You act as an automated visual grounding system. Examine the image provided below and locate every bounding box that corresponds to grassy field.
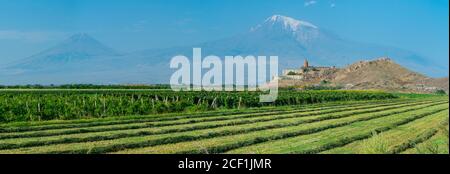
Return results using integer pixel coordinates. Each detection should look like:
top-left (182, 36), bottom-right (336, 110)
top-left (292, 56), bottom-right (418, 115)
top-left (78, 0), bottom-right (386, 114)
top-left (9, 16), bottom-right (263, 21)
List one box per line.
top-left (0, 93), bottom-right (447, 154)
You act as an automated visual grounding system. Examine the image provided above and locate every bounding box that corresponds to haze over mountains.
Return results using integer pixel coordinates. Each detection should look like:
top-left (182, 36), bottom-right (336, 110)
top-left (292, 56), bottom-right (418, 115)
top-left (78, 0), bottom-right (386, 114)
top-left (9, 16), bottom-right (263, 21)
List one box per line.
top-left (7, 33), bottom-right (120, 71)
top-left (0, 15), bottom-right (447, 85)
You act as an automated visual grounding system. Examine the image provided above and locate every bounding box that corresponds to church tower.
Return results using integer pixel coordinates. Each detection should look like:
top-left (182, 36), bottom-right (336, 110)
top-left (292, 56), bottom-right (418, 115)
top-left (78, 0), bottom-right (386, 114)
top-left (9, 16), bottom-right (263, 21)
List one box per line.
top-left (303, 59), bottom-right (309, 68)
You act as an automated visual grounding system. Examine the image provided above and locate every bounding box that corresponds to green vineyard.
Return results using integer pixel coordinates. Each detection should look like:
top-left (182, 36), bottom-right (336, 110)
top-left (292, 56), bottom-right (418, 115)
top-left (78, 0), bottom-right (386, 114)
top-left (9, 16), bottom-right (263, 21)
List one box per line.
top-left (0, 90), bottom-right (396, 122)
top-left (0, 94), bottom-right (447, 154)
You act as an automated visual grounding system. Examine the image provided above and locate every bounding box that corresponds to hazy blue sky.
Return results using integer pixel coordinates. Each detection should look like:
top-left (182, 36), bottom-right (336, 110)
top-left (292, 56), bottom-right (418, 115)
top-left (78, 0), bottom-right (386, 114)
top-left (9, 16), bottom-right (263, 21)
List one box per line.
top-left (0, 0), bottom-right (448, 67)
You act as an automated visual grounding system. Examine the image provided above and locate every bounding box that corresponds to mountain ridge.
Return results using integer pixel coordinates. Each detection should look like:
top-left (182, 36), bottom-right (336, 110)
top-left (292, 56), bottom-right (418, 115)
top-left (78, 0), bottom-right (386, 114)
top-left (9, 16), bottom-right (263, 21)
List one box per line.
top-left (4, 33), bottom-right (120, 74)
top-left (280, 57), bottom-right (449, 93)
top-left (0, 15), bottom-right (448, 86)
top-left (334, 57), bottom-right (448, 93)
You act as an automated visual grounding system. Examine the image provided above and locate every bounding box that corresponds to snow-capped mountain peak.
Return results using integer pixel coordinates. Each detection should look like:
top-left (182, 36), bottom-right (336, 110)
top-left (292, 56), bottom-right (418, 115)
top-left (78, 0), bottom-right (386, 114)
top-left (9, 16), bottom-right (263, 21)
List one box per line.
top-left (250, 15), bottom-right (321, 46)
top-left (2, 16), bottom-right (444, 85)
top-left (265, 15), bottom-right (318, 31)
top-left (250, 15), bottom-right (318, 32)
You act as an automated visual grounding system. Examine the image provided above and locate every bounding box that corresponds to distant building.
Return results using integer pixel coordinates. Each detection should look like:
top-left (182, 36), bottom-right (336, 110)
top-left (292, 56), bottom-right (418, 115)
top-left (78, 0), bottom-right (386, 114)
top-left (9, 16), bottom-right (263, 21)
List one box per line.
top-left (281, 58), bottom-right (338, 80)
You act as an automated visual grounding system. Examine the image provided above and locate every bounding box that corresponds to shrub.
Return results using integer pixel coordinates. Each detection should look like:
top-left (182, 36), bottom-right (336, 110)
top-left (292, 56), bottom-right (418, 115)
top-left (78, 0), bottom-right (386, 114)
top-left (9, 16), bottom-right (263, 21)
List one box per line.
top-left (434, 89), bottom-right (447, 95)
top-left (287, 71), bottom-right (298, 75)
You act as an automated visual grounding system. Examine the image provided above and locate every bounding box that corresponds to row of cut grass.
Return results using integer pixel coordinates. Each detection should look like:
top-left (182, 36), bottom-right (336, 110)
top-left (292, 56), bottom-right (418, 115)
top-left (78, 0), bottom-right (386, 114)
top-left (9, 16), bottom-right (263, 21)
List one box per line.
top-left (320, 110), bottom-right (449, 154)
top-left (1, 100), bottom-right (442, 154)
top-left (225, 105), bottom-right (448, 154)
top-left (0, 100), bottom-right (392, 133)
top-left (401, 121), bottom-right (449, 154)
top-left (109, 102), bottom-right (447, 154)
top-left (284, 109), bottom-right (448, 154)
top-left (0, 101), bottom-right (385, 139)
top-left (0, 99), bottom-right (425, 140)
top-left (1, 98), bottom-right (429, 132)
top-left (4, 99), bottom-right (400, 129)
top-left (0, 100), bottom-right (436, 150)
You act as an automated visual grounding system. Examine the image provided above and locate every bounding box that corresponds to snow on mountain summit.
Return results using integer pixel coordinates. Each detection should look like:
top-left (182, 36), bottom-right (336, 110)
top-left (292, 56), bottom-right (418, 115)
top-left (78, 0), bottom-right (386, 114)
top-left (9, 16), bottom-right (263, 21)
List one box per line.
top-left (250, 15), bottom-right (321, 46)
top-left (252, 15), bottom-right (318, 32)
top-left (266, 15), bottom-right (318, 30)
top-left (3, 15), bottom-right (444, 84)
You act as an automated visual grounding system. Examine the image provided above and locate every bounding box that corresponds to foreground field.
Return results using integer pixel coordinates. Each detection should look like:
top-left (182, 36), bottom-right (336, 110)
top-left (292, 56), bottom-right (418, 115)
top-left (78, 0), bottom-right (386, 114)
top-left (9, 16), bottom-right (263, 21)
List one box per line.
top-left (0, 96), bottom-right (448, 154)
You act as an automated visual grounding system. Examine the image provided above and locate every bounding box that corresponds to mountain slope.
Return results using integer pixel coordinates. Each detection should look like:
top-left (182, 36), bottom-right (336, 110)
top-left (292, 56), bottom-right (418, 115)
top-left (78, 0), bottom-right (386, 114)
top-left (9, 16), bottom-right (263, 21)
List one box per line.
top-left (6, 33), bottom-right (120, 72)
top-left (332, 57), bottom-right (448, 93)
top-left (133, 15), bottom-right (446, 77)
top-left (334, 58), bottom-right (424, 83)
top-left (0, 15), bottom-right (447, 85)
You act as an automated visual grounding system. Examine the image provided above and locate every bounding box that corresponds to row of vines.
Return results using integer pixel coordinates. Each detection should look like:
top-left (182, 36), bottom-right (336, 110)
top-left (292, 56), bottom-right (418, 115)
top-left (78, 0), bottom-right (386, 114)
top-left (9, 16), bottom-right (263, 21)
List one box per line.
top-left (0, 90), bottom-right (396, 122)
